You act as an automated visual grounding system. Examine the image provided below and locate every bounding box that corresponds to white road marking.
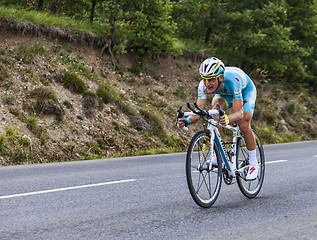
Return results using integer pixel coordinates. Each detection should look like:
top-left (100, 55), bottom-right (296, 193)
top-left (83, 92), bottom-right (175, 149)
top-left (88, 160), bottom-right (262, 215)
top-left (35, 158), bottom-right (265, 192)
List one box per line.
top-left (0, 179), bottom-right (137, 200)
top-left (266, 160), bottom-right (288, 164)
top-left (191, 160), bottom-right (288, 173)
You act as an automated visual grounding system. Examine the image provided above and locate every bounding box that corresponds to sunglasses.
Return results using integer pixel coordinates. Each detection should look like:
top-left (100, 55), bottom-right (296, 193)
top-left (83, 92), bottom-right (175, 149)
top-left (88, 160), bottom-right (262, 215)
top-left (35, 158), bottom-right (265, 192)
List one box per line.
top-left (202, 74), bottom-right (222, 83)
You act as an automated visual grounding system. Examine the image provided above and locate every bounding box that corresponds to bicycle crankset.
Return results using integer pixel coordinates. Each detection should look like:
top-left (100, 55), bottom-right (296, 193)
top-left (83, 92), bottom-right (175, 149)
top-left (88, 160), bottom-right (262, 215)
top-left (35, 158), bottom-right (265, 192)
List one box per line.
top-left (223, 166), bottom-right (233, 185)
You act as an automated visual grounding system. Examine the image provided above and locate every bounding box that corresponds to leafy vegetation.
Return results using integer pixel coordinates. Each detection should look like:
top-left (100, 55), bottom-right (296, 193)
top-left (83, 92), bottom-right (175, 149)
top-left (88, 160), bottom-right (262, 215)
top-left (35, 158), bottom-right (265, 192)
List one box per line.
top-left (140, 109), bottom-right (186, 149)
top-left (0, 125), bottom-right (41, 164)
top-left (0, 4), bottom-right (105, 34)
top-left (18, 43), bottom-right (46, 63)
top-left (97, 83), bottom-right (122, 104)
top-left (0, 1), bottom-right (316, 165)
top-left (0, 1), bottom-right (315, 88)
top-left (5, 1), bottom-right (317, 85)
top-left (61, 71), bottom-right (87, 94)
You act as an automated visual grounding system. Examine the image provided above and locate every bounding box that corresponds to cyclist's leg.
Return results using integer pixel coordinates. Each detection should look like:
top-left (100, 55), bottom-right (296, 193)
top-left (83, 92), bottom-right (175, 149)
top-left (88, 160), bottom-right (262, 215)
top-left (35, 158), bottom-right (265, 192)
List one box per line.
top-left (238, 111), bottom-right (256, 151)
top-left (239, 86), bottom-right (257, 152)
top-left (236, 129), bottom-right (265, 196)
top-left (239, 91), bottom-right (259, 180)
top-left (211, 95), bottom-right (229, 111)
top-left (238, 111), bottom-right (259, 180)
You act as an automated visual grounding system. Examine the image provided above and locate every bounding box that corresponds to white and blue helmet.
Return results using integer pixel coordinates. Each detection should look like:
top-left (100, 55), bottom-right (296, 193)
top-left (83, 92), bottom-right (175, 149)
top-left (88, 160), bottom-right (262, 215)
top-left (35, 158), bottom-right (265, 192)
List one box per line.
top-left (199, 57), bottom-right (225, 78)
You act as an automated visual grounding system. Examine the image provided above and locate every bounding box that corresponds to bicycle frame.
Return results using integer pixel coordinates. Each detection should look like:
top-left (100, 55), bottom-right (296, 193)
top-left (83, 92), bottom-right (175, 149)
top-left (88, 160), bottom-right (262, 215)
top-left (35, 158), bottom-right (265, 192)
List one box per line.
top-left (184, 111), bottom-right (244, 178)
top-left (182, 103), bottom-right (265, 207)
top-left (210, 122), bottom-right (239, 177)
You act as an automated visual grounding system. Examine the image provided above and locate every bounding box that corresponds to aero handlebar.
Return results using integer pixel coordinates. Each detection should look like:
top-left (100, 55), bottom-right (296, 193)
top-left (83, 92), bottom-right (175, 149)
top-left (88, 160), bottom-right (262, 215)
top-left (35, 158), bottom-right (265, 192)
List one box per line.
top-left (176, 102), bottom-right (226, 131)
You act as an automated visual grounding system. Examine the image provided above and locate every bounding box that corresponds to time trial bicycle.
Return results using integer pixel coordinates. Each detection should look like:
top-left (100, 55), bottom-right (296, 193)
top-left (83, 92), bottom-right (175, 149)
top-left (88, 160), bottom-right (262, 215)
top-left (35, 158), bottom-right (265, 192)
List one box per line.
top-left (176, 103), bottom-right (265, 208)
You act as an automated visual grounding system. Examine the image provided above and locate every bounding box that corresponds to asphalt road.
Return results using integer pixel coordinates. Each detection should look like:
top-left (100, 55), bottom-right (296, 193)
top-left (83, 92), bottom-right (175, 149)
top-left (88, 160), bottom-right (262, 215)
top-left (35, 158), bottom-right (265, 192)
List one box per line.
top-left (0, 141), bottom-right (316, 240)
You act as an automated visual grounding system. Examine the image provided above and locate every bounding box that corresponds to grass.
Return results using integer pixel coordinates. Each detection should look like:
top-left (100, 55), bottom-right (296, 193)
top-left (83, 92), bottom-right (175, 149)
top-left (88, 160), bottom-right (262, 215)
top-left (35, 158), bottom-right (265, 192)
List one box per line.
top-left (173, 86), bottom-right (186, 99)
top-left (69, 62), bottom-right (98, 81)
top-left (26, 87), bottom-right (64, 121)
top-left (117, 101), bottom-right (137, 116)
top-left (0, 64), bottom-right (10, 83)
top-left (2, 92), bottom-right (14, 105)
top-left (0, 125), bottom-right (40, 164)
top-left (97, 83), bottom-right (123, 104)
top-left (140, 109), bottom-right (186, 149)
top-left (255, 123), bottom-right (301, 144)
top-left (83, 90), bottom-right (96, 97)
top-left (0, 5), bottom-right (107, 36)
top-left (61, 71), bottom-right (87, 93)
top-left (0, 57), bottom-right (10, 64)
top-left (50, 45), bottom-right (99, 82)
top-left (18, 44), bottom-right (46, 63)
top-left (29, 87), bottom-right (57, 101)
top-left (85, 141), bottom-right (103, 156)
top-left (23, 114), bottom-right (48, 145)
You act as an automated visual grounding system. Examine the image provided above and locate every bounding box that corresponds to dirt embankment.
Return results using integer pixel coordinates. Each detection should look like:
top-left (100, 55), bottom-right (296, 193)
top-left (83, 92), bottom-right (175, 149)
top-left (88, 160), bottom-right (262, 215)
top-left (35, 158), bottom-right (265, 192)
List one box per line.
top-left (0, 18), bottom-right (316, 165)
top-left (0, 20), bottom-right (209, 165)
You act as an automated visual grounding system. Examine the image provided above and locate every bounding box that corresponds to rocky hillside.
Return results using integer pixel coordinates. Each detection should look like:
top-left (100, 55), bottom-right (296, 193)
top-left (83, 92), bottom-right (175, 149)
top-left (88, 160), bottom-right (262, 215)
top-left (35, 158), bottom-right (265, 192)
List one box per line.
top-left (0, 21), bottom-right (316, 165)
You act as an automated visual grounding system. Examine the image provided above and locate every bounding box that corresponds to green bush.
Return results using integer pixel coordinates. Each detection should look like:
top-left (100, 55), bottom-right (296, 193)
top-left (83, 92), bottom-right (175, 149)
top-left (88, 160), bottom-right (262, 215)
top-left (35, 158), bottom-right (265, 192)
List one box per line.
top-left (20, 114), bottom-right (48, 145)
top-left (29, 87), bottom-right (57, 101)
top-left (0, 125), bottom-right (38, 164)
top-left (26, 87), bottom-right (63, 121)
top-left (62, 71), bottom-right (87, 93)
top-left (83, 90), bottom-right (97, 97)
top-left (97, 83), bottom-right (122, 104)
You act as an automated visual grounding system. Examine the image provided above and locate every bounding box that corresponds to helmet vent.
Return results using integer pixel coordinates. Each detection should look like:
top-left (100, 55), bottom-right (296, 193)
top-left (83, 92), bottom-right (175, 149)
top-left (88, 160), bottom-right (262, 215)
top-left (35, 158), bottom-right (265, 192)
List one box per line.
top-left (208, 63), bottom-right (217, 73)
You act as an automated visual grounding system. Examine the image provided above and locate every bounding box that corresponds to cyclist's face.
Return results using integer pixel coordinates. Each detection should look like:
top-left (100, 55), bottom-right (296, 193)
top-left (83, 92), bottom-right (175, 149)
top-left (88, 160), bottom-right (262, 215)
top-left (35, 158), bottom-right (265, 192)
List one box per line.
top-left (203, 75), bottom-right (223, 93)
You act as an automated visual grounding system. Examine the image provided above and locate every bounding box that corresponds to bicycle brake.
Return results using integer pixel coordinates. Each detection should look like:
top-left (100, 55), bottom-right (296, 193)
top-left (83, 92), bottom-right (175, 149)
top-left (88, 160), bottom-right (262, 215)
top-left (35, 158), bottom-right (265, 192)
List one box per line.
top-left (175, 106), bottom-right (184, 125)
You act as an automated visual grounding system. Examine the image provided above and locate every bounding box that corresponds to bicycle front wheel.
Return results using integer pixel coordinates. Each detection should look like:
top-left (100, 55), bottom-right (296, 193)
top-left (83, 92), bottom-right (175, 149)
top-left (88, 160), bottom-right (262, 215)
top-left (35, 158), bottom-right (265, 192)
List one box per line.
top-left (186, 131), bottom-right (222, 208)
top-left (236, 130), bottom-right (265, 198)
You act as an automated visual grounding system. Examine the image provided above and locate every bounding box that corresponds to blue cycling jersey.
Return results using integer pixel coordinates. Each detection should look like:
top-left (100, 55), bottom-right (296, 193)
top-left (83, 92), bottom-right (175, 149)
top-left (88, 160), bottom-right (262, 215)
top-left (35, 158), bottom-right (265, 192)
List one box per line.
top-left (198, 67), bottom-right (257, 114)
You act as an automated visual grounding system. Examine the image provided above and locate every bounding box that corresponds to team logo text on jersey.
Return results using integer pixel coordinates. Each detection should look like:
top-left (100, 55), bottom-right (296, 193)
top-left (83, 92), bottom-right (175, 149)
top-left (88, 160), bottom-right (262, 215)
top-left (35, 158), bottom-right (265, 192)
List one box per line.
top-left (234, 88), bottom-right (241, 95)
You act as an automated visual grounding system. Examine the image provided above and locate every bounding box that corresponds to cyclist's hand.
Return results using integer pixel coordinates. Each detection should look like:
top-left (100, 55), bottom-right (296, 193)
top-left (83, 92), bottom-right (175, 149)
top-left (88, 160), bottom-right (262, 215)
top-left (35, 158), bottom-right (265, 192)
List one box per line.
top-left (177, 118), bottom-right (190, 128)
top-left (220, 114), bottom-right (229, 125)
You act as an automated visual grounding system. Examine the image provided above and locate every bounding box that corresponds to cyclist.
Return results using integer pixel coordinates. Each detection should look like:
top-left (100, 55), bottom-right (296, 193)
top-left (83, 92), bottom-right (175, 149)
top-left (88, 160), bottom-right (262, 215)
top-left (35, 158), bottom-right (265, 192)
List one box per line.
top-left (178, 57), bottom-right (258, 180)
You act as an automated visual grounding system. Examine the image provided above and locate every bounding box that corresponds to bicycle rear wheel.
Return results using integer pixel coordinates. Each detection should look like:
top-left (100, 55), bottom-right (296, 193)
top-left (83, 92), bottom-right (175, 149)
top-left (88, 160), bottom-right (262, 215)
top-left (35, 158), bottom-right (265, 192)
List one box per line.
top-left (236, 130), bottom-right (265, 198)
top-left (186, 131), bottom-right (222, 208)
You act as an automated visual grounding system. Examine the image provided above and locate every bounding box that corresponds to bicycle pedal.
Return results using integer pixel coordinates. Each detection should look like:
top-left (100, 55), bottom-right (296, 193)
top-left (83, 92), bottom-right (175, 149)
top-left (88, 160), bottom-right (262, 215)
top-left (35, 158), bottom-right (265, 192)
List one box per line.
top-left (235, 166), bottom-right (248, 178)
top-left (235, 170), bottom-right (244, 178)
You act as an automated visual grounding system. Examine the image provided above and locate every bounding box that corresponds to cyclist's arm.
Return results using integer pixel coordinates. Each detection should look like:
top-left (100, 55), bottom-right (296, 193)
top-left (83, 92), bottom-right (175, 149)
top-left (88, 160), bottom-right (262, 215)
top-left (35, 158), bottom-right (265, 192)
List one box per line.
top-left (220, 75), bottom-right (244, 125)
top-left (177, 98), bottom-right (206, 128)
top-left (223, 99), bottom-right (243, 125)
